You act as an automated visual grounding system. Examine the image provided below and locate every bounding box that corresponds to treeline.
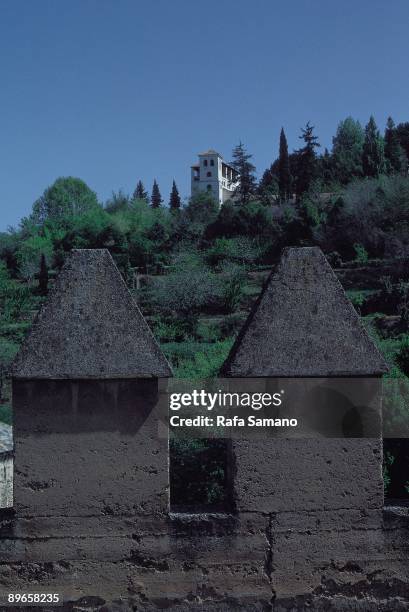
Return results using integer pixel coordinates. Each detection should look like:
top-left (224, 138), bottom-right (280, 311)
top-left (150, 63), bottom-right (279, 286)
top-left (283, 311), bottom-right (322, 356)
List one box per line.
top-left (248, 116), bottom-right (408, 205)
top-left (2, 116), bottom-right (409, 497)
top-left (1, 114), bottom-right (409, 287)
top-left (1, 116), bottom-right (409, 422)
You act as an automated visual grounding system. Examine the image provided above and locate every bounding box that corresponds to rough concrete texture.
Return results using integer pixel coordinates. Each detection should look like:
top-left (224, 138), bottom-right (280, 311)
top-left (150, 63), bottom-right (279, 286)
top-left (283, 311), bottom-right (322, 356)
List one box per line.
top-left (222, 247), bottom-right (388, 376)
top-left (11, 249), bottom-right (172, 379)
top-left (0, 508), bottom-right (408, 610)
top-left (13, 379), bottom-right (168, 518)
top-left (233, 438), bottom-right (383, 513)
top-left (1, 246), bottom-right (408, 610)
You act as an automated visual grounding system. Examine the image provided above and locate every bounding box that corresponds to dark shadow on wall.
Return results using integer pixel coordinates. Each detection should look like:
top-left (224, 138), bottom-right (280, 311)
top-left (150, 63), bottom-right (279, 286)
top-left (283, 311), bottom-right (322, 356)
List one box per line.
top-left (13, 378), bottom-right (159, 435)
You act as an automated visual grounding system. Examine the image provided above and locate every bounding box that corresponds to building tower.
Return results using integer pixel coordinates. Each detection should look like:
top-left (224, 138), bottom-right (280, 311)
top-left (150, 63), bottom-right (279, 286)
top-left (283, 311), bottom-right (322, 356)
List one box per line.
top-left (191, 149), bottom-right (239, 206)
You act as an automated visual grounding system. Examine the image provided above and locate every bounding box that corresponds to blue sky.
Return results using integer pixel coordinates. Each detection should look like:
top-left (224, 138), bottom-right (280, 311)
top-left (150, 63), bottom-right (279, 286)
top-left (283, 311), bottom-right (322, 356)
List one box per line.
top-left (1, 0), bottom-right (409, 230)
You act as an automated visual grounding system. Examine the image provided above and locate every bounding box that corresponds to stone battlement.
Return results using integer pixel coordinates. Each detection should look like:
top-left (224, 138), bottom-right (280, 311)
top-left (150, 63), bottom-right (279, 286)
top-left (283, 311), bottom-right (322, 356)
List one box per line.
top-left (0, 248), bottom-right (408, 611)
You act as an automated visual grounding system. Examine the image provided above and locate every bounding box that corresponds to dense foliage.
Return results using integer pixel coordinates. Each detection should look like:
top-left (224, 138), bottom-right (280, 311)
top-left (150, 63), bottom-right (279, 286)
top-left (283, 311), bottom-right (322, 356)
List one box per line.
top-left (1, 115), bottom-right (409, 504)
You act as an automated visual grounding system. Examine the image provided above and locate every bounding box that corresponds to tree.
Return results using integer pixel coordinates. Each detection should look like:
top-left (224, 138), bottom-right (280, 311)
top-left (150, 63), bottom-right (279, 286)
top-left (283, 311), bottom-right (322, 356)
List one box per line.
top-left (257, 165), bottom-right (278, 204)
top-left (332, 117), bottom-right (364, 183)
top-left (17, 234), bottom-right (54, 281)
top-left (133, 180), bottom-right (149, 203)
top-left (362, 116), bottom-right (386, 178)
top-left (278, 128), bottom-right (292, 201)
top-left (385, 117), bottom-right (407, 174)
top-left (231, 142), bottom-right (257, 205)
top-left (38, 253), bottom-right (49, 296)
top-left (184, 192), bottom-right (219, 225)
top-left (395, 122), bottom-right (409, 164)
top-left (32, 177), bottom-right (99, 224)
top-left (169, 180), bottom-right (181, 212)
top-left (318, 148), bottom-right (336, 187)
top-left (105, 190), bottom-right (130, 213)
top-left (294, 122), bottom-right (320, 198)
top-left (151, 180), bottom-right (163, 209)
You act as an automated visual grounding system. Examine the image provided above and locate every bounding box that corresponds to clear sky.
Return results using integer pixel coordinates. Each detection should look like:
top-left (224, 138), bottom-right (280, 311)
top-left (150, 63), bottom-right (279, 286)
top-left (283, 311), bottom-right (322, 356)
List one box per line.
top-left (1, 0), bottom-right (409, 230)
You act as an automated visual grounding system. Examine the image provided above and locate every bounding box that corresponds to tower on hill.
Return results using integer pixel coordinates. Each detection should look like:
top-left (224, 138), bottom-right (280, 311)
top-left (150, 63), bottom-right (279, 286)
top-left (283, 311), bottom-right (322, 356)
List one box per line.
top-left (191, 149), bottom-right (239, 206)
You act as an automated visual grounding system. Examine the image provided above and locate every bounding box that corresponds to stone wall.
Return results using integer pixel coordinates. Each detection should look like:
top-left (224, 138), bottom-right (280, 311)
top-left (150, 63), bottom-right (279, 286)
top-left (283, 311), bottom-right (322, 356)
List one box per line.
top-left (1, 503), bottom-right (408, 610)
top-left (0, 248), bottom-right (408, 611)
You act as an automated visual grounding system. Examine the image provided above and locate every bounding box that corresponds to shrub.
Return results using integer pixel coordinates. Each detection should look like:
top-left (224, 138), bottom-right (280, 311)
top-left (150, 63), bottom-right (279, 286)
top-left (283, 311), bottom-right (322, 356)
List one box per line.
top-left (17, 234), bottom-right (54, 281)
top-left (0, 262), bottom-right (33, 323)
top-left (170, 438), bottom-right (230, 509)
top-left (205, 237), bottom-right (263, 269)
top-left (348, 290), bottom-right (366, 310)
top-left (183, 192), bottom-right (219, 225)
top-left (162, 338), bottom-right (233, 378)
top-left (335, 175), bottom-right (409, 259)
top-left (148, 252), bottom-right (223, 322)
top-left (205, 201), bottom-right (274, 239)
top-left (196, 320), bottom-right (221, 343)
top-left (353, 243), bottom-right (369, 264)
top-left (152, 317), bottom-right (194, 343)
top-left (220, 263), bottom-right (246, 313)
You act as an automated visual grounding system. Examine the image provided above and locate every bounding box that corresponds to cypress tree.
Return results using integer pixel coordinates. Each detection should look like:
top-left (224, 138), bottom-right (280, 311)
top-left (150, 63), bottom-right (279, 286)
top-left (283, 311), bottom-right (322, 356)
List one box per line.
top-left (384, 116), bottom-right (406, 174)
top-left (133, 180), bottom-right (149, 202)
top-left (278, 128), bottom-right (291, 202)
top-left (38, 254), bottom-right (49, 296)
top-left (231, 142), bottom-right (257, 205)
top-left (294, 122), bottom-right (320, 199)
top-left (151, 180), bottom-right (163, 209)
top-left (169, 180), bottom-right (181, 211)
top-left (362, 116), bottom-right (386, 178)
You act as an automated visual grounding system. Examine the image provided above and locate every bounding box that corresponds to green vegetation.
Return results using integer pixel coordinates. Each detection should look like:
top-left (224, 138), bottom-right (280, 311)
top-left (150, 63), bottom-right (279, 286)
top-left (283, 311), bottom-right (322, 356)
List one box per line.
top-left (170, 438), bottom-right (230, 510)
top-left (1, 116), bottom-right (409, 503)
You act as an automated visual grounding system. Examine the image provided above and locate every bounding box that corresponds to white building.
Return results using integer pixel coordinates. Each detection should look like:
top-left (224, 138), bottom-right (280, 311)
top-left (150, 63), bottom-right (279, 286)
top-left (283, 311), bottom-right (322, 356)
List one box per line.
top-left (191, 149), bottom-right (239, 206)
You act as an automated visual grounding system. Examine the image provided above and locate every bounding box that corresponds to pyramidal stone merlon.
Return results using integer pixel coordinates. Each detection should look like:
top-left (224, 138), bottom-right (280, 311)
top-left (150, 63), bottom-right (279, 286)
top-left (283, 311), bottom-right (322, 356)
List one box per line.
top-left (222, 247), bottom-right (388, 377)
top-left (12, 249), bottom-right (172, 379)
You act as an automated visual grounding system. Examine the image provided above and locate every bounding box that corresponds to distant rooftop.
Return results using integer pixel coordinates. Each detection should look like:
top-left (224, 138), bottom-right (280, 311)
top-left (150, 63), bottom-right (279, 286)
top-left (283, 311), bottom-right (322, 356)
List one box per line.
top-left (198, 149), bottom-right (221, 156)
top-left (194, 149), bottom-right (237, 171)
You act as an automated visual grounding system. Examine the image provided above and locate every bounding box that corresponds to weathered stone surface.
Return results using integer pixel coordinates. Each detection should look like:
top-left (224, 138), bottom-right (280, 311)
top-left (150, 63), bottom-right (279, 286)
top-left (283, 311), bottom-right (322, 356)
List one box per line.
top-left (233, 438), bottom-right (383, 513)
top-left (1, 246), bottom-right (407, 610)
top-left (0, 511), bottom-right (274, 608)
top-left (12, 249), bottom-right (172, 379)
top-left (13, 379), bottom-right (168, 518)
top-left (0, 510), bottom-right (408, 609)
top-left (222, 247), bottom-right (388, 377)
